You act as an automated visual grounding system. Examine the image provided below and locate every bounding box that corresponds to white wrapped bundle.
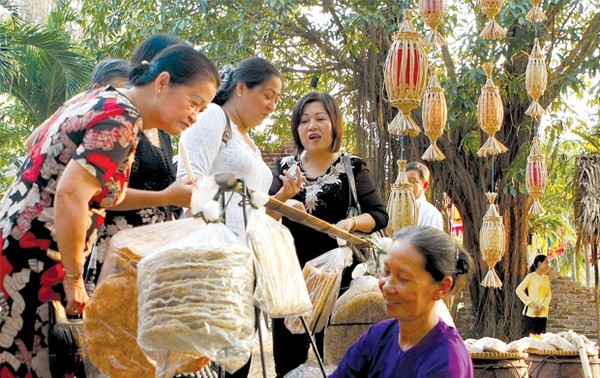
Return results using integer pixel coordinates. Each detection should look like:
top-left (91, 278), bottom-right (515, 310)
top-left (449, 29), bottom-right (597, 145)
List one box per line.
top-left (137, 222), bottom-right (255, 374)
top-left (285, 246), bottom-right (353, 334)
top-left (246, 207), bottom-right (312, 317)
top-left (541, 333), bottom-right (578, 351)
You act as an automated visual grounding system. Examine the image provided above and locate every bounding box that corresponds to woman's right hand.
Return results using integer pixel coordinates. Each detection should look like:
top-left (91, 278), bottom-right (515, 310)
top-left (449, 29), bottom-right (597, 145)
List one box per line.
top-left (161, 178), bottom-right (195, 208)
top-left (275, 166), bottom-right (305, 202)
top-left (63, 277), bottom-right (89, 315)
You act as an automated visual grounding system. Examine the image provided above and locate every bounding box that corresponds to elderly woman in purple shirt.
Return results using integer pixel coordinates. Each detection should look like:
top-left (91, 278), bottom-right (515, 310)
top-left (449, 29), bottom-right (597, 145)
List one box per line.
top-left (330, 226), bottom-right (474, 377)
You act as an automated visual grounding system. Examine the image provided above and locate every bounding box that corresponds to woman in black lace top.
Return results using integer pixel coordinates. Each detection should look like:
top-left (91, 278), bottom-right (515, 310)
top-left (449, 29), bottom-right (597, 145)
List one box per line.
top-left (269, 92), bottom-right (388, 377)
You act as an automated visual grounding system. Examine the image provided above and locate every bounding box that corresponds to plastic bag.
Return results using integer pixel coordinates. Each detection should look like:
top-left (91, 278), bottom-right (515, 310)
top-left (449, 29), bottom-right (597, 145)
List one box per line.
top-left (285, 246), bottom-right (353, 334)
top-left (137, 222), bottom-right (255, 374)
top-left (82, 217), bottom-right (207, 378)
top-left (246, 207), bottom-right (312, 317)
top-left (283, 361), bottom-right (337, 378)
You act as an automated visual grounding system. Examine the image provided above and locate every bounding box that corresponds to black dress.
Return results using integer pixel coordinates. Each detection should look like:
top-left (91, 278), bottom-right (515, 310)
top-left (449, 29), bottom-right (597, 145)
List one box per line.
top-left (85, 130), bottom-right (177, 292)
top-left (269, 154), bottom-right (388, 377)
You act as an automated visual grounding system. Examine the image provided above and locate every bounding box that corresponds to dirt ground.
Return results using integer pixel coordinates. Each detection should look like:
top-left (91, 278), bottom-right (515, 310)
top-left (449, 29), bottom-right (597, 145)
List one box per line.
top-left (248, 332), bottom-right (276, 378)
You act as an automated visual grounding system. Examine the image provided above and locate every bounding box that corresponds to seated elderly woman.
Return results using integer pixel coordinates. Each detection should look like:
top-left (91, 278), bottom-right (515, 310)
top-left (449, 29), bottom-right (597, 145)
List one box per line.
top-left (330, 226), bottom-right (474, 377)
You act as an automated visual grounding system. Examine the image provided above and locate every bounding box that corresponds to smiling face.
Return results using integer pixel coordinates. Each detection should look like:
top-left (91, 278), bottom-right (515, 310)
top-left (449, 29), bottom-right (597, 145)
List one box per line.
top-left (378, 238), bottom-right (441, 322)
top-left (237, 74), bottom-right (282, 129)
top-left (297, 101), bottom-right (334, 154)
top-left (536, 258), bottom-right (549, 274)
top-left (156, 74), bottom-right (218, 136)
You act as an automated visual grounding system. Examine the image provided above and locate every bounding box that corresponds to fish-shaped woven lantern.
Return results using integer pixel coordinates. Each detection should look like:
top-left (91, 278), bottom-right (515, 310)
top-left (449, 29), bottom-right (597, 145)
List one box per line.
top-left (386, 160), bottom-right (418, 235)
top-left (384, 10), bottom-right (429, 137)
top-left (480, 192), bottom-right (506, 288)
top-left (420, 0), bottom-right (447, 47)
top-left (477, 62), bottom-right (508, 157)
top-left (525, 38), bottom-right (548, 118)
top-left (479, 0), bottom-right (506, 40)
top-left (526, 137), bottom-right (547, 215)
top-left (421, 71), bottom-right (447, 161)
top-left (526, 0), bottom-right (547, 23)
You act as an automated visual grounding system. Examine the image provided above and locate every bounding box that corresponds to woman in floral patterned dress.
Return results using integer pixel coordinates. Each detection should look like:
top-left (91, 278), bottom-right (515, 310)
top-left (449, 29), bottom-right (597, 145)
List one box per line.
top-left (0, 43), bottom-right (220, 377)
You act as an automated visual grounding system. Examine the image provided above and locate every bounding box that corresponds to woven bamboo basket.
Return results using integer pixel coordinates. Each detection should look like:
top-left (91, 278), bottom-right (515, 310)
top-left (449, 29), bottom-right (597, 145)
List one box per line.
top-left (421, 71), bottom-right (447, 161)
top-left (384, 10), bottom-right (429, 137)
top-left (420, 0), bottom-right (447, 47)
top-left (480, 192), bottom-right (506, 288)
top-left (477, 62), bottom-right (508, 157)
top-left (526, 137), bottom-right (547, 215)
top-left (386, 160), bottom-right (419, 235)
top-left (525, 38), bottom-right (548, 118)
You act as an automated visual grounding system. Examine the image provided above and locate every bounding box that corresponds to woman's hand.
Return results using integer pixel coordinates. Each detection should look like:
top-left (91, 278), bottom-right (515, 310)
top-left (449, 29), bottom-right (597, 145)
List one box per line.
top-left (531, 302), bottom-right (543, 315)
top-left (275, 166), bottom-right (305, 202)
top-left (160, 178), bottom-right (194, 208)
top-left (63, 277), bottom-right (89, 315)
top-left (335, 217), bottom-right (357, 233)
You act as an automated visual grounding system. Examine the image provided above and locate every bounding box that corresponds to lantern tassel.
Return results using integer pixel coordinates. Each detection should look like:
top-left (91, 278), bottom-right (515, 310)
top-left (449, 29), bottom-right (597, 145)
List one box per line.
top-left (388, 112), bottom-right (421, 137)
top-left (480, 19), bottom-right (507, 40)
top-left (481, 268), bottom-right (503, 289)
top-left (529, 199), bottom-right (546, 215)
top-left (477, 136), bottom-right (508, 157)
top-left (526, 6), bottom-right (547, 23)
top-left (525, 100), bottom-right (545, 118)
top-left (422, 143), bottom-right (445, 161)
top-left (423, 30), bottom-right (447, 48)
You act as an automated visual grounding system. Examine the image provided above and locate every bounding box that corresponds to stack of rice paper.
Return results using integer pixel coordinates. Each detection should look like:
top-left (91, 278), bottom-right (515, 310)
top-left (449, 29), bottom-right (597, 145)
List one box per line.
top-left (137, 222), bottom-right (255, 374)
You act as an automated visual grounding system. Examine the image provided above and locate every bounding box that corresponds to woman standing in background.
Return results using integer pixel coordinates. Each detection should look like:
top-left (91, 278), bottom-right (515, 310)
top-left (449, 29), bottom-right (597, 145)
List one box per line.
top-left (516, 254), bottom-right (552, 337)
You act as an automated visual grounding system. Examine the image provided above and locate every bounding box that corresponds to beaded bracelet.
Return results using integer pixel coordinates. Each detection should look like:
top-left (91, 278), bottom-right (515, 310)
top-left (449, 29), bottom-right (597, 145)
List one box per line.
top-left (64, 272), bottom-right (82, 280)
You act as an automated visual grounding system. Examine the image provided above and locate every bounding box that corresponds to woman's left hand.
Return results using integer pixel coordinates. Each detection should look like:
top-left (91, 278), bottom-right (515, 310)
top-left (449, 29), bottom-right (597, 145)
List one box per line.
top-left (63, 277), bottom-right (89, 315)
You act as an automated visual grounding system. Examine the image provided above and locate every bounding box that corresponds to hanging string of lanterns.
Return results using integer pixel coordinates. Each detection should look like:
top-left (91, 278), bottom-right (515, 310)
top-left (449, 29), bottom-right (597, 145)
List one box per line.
top-left (384, 9), bottom-right (429, 137)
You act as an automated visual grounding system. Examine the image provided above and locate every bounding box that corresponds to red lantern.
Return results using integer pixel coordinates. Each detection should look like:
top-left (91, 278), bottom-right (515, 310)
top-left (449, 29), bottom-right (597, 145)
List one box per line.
top-left (384, 10), bottom-right (429, 136)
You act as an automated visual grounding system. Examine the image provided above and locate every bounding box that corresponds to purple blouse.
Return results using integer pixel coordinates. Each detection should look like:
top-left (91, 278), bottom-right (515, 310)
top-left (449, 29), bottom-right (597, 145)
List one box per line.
top-left (330, 318), bottom-right (473, 377)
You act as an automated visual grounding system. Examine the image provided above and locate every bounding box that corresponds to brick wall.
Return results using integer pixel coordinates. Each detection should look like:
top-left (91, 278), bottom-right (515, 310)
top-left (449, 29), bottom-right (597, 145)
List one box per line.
top-left (261, 142), bottom-right (296, 170)
top-left (455, 268), bottom-right (598, 341)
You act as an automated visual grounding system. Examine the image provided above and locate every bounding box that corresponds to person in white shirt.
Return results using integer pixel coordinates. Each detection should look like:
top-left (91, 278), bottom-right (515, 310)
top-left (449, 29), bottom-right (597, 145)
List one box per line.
top-left (406, 161), bottom-right (445, 230)
top-left (406, 161), bottom-right (455, 326)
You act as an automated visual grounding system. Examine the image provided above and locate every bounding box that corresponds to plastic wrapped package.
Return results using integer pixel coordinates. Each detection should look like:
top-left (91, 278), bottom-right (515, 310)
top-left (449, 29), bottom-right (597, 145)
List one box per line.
top-left (137, 222), bottom-right (255, 374)
top-left (246, 207), bottom-right (312, 317)
top-left (542, 332), bottom-right (578, 351)
top-left (283, 362), bottom-right (337, 378)
top-left (324, 276), bottom-right (386, 365)
top-left (285, 246), bottom-right (353, 334)
top-left (82, 217), bottom-right (207, 378)
top-left (507, 336), bottom-right (556, 353)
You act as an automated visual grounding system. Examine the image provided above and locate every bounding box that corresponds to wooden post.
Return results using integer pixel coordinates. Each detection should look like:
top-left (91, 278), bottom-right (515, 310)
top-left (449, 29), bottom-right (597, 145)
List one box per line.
top-left (594, 234), bottom-right (599, 341)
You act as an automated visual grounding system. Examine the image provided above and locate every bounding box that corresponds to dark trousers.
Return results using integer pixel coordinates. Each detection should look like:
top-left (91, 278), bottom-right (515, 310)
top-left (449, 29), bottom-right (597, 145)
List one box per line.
top-left (522, 315), bottom-right (547, 337)
top-left (272, 318), bottom-right (324, 378)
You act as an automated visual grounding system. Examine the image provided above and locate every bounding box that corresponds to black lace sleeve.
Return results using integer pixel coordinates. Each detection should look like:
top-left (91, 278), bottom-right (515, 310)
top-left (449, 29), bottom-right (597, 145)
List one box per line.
top-left (353, 156), bottom-right (389, 231)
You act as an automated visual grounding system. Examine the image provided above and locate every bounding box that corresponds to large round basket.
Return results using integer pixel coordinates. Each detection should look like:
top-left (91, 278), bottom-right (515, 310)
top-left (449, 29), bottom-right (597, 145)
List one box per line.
top-left (471, 352), bottom-right (529, 378)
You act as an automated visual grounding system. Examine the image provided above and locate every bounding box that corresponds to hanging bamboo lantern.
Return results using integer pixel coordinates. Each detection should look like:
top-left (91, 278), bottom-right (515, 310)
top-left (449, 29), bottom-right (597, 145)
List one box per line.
top-left (525, 38), bottom-right (548, 118)
top-left (384, 10), bottom-right (429, 137)
top-left (477, 62), bottom-right (508, 157)
top-left (526, 0), bottom-right (547, 23)
top-left (526, 137), bottom-right (547, 215)
top-left (420, 0), bottom-right (447, 47)
top-left (480, 192), bottom-right (506, 289)
top-left (479, 0), bottom-right (506, 40)
top-left (386, 160), bottom-right (419, 235)
top-left (421, 71), bottom-right (447, 161)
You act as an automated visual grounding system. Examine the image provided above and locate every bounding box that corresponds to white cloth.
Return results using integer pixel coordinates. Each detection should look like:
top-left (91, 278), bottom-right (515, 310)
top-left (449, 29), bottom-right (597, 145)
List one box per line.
top-left (416, 194), bottom-right (444, 230)
top-left (415, 194), bottom-right (454, 327)
top-left (177, 103), bottom-right (272, 236)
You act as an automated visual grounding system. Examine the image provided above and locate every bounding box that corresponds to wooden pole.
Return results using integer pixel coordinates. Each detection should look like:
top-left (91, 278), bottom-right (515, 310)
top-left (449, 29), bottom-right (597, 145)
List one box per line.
top-left (593, 234), bottom-right (599, 342)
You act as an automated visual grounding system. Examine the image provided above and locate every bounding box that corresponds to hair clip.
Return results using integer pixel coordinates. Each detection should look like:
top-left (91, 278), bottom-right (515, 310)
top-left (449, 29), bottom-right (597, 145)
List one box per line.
top-left (141, 60), bottom-right (149, 65)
